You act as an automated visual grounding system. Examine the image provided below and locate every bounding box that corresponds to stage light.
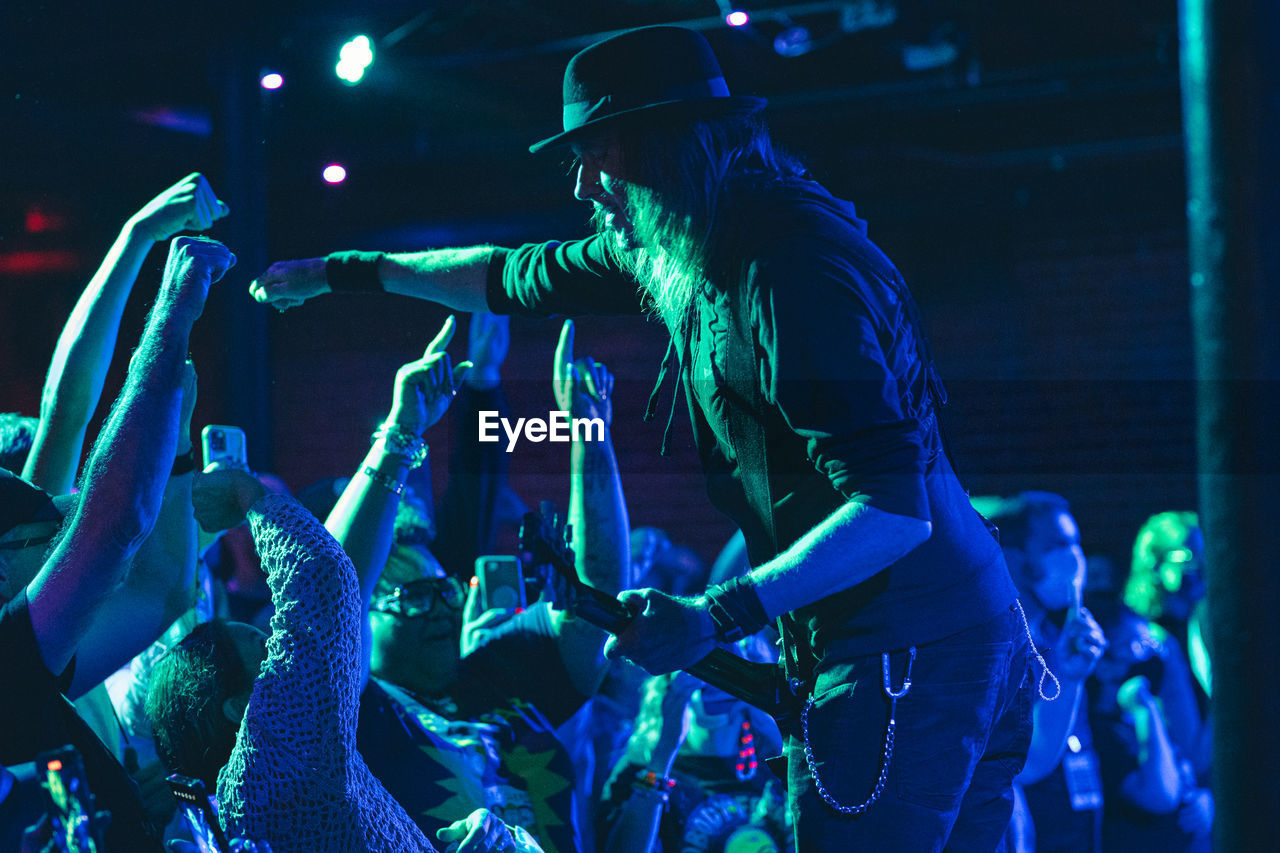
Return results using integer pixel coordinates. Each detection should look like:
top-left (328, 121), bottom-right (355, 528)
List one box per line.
top-left (323, 164), bottom-right (347, 184)
top-left (336, 35), bottom-right (374, 84)
top-left (726, 10), bottom-right (750, 27)
top-left (260, 72), bottom-right (284, 90)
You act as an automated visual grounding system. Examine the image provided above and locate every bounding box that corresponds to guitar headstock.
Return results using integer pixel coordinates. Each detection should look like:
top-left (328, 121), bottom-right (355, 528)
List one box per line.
top-left (518, 500), bottom-right (579, 609)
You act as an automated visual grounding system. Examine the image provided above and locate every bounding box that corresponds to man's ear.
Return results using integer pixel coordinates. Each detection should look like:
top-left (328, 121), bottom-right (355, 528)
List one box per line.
top-left (221, 692), bottom-right (250, 724)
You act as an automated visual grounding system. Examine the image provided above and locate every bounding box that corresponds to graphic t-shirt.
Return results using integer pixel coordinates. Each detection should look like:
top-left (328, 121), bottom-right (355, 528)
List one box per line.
top-left (359, 627), bottom-right (588, 853)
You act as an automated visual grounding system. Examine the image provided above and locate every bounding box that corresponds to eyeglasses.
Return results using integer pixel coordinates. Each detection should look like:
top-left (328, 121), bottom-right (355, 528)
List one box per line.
top-left (0, 531), bottom-right (57, 551)
top-left (370, 576), bottom-right (466, 618)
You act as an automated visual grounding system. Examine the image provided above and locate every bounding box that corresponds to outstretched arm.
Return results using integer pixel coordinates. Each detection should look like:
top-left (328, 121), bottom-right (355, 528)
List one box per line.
top-left (432, 312), bottom-right (514, 576)
top-left (552, 320), bottom-right (629, 695)
top-left (24, 174), bottom-right (228, 495)
top-left (250, 247), bottom-right (495, 313)
top-left (321, 317), bottom-right (470, 681)
top-left (66, 360), bottom-right (202, 698)
top-left (25, 236), bottom-right (235, 677)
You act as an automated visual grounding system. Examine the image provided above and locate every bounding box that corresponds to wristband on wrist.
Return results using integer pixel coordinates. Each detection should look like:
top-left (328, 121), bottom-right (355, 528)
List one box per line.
top-left (372, 423), bottom-right (428, 469)
top-left (361, 465), bottom-right (405, 496)
top-left (171, 448), bottom-right (197, 477)
top-left (325, 251), bottom-right (386, 294)
top-left (634, 769), bottom-right (676, 791)
top-left (705, 575), bottom-right (769, 643)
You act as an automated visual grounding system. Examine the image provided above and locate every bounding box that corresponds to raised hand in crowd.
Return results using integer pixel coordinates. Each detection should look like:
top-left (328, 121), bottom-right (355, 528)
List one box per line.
top-left (168, 839), bottom-right (275, 853)
top-left (1115, 675), bottom-right (1184, 813)
top-left (192, 467), bottom-right (269, 535)
top-left (553, 318), bottom-right (613, 427)
top-left (601, 671), bottom-right (700, 853)
top-left (386, 316), bottom-right (472, 438)
top-left (631, 672), bottom-right (700, 779)
top-left (29, 236), bottom-right (234, 678)
top-left (23, 173), bottom-right (228, 496)
top-left (436, 808), bottom-right (544, 853)
top-left (127, 172), bottom-right (230, 244)
top-left (465, 312), bottom-right (510, 390)
top-left (1054, 605), bottom-right (1108, 682)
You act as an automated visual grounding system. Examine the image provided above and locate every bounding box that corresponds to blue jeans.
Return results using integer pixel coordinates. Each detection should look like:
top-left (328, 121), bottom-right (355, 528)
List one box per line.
top-left (786, 605), bottom-right (1033, 852)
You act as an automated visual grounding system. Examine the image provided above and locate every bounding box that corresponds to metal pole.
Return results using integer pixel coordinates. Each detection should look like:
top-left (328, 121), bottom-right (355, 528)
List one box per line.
top-left (1179, 0), bottom-right (1280, 848)
top-left (210, 38), bottom-right (272, 471)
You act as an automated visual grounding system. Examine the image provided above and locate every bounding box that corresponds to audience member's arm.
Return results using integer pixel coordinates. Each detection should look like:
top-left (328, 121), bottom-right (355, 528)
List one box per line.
top-left (23, 174), bottom-right (228, 495)
top-left (323, 317), bottom-right (470, 681)
top-left (551, 320), bottom-right (629, 696)
top-left (66, 360), bottom-right (202, 698)
top-left (1017, 607), bottom-right (1107, 784)
top-left (602, 673), bottom-right (697, 853)
top-left (25, 237), bottom-right (234, 676)
top-left (1117, 675), bottom-right (1183, 813)
top-left (432, 312), bottom-right (513, 575)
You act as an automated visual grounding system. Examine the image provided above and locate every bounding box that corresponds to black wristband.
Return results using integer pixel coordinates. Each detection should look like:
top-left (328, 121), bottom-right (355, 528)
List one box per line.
top-left (325, 250), bottom-right (386, 294)
top-left (171, 448), bottom-right (197, 476)
top-left (706, 576), bottom-right (769, 643)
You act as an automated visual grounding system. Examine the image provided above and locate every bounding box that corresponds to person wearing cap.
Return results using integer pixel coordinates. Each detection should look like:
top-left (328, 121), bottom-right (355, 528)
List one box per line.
top-left (1, 235), bottom-right (236, 852)
top-left (249, 25), bottom-right (1028, 849)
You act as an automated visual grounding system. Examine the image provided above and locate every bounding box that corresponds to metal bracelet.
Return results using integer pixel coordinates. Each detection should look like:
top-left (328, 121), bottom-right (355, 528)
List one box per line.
top-left (372, 422), bottom-right (428, 469)
top-left (800, 646), bottom-right (916, 815)
top-left (361, 464), bottom-right (405, 496)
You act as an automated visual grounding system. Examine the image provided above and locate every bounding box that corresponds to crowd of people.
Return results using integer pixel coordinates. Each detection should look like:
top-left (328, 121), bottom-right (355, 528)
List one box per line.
top-left (2, 25), bottom-right (1213, 853)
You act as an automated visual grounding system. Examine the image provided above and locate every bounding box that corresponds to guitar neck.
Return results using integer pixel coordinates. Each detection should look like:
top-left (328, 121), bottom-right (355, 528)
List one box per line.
top-left (566, 582), bottom-right (793, 725)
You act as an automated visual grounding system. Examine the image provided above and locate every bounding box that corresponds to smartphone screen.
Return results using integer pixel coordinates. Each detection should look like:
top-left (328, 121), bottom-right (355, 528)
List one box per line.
top-left (201, 425), bottom-right (249, 472)
top-left (476, 555), bottom-right (526, 611)
top-left (167, 774), bottom-right (231, 853)
top-left (36, 747), bottom-right (99, 853)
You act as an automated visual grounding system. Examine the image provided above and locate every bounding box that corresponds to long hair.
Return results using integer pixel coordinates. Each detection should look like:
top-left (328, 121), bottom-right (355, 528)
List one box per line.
top-left (603, 112), bottom-right (805, 329)
top-left (1124, 511), bottom-right (1200, 620)
top-left (146, 619), bottom-right (256, 788)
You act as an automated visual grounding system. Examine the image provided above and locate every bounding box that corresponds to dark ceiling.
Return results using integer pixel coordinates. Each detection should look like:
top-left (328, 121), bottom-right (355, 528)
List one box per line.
top-left (3, 0), bottom-right (1181, 253)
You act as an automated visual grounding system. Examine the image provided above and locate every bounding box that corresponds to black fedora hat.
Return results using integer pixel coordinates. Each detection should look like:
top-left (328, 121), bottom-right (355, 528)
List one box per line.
top-left (529, 25), bottom-right (765, 154)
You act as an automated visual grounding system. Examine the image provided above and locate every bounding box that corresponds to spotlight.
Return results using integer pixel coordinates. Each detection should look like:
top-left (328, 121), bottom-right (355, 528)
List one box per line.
top-left (336, 35), bottom-right (374, 85)
top-left (322, 164), bottom-right (347, 184)
top-left (260, 72), bottom-right (284, 90)
top-left (726, 10), bottom-right (750, 27)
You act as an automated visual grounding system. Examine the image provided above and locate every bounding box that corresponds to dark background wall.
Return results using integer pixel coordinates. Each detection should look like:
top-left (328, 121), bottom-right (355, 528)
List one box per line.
top-left (0, 1), bottom-right (1195, 580)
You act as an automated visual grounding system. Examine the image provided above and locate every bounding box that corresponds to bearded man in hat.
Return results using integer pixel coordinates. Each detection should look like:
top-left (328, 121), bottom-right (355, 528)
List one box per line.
top-left (251, 25), bottom-right (1030, 850)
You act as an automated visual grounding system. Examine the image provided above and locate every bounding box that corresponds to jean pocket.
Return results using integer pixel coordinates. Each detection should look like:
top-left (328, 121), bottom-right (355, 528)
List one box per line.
top-left (894, 643), bottom-right (1011, 811)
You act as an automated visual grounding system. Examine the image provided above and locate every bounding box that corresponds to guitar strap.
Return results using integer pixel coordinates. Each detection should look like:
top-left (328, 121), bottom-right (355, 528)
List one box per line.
top-left (721, 272), bottom-right (817, 715)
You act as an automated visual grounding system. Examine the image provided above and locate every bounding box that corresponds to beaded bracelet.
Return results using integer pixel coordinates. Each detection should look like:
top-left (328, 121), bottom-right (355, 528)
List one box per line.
top-left (633, 770), bottom-right (676, 791)
top-left (372, 423), bottom-right (428, 469)
top-left (361, 465), bottom-right (405, 496)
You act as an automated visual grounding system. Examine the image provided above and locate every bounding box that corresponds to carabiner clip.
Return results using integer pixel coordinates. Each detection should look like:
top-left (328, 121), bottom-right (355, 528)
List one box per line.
top-left (882, 646), bottom-right (917, 700)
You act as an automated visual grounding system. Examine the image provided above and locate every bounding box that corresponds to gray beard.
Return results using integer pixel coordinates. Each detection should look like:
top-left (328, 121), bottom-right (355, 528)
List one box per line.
top-left (591, 203), bottom-right (698, 331)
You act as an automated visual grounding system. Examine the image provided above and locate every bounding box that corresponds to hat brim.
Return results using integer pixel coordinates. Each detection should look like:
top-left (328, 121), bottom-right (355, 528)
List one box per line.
top-left (528, 95), bottom-right (766, 154)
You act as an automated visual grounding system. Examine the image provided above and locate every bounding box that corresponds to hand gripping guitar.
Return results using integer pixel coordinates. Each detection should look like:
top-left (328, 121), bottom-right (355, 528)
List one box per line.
top-left (519, 501), bottom-right (798, 732)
